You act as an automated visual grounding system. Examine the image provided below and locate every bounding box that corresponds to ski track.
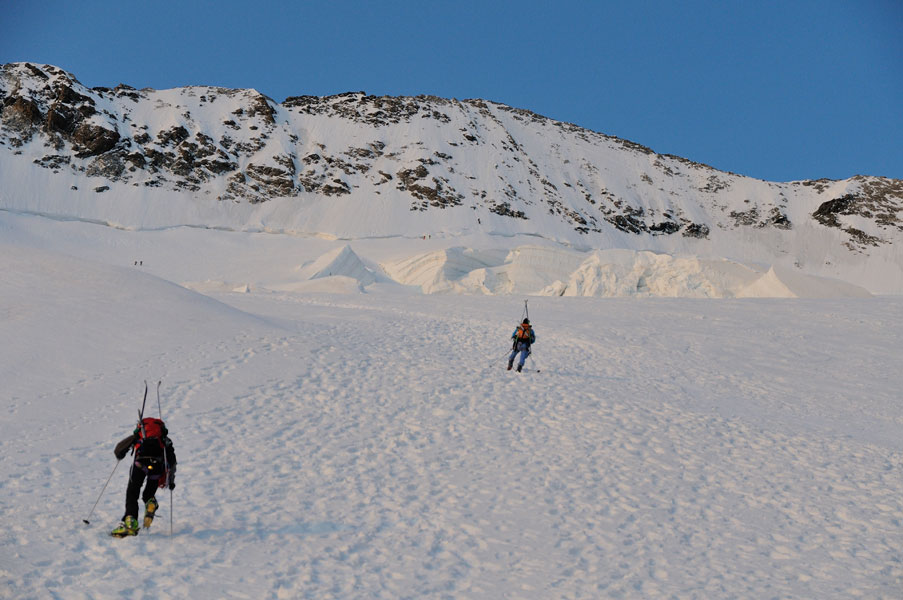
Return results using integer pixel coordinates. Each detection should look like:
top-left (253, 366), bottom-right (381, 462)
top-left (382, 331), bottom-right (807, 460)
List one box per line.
top-left (2, 295), bottom-right (903, 599)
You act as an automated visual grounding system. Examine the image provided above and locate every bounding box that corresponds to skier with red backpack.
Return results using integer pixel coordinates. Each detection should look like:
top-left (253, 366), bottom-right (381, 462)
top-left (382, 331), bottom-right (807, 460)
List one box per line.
top-left (110, 416), bottom-right (177, 536)
top-left (507, 317), bottom-right (536, 372)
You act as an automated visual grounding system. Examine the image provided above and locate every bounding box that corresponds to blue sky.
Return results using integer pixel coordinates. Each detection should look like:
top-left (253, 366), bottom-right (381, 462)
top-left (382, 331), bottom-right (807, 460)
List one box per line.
top-left (2, 0), bottom-right (900, 182)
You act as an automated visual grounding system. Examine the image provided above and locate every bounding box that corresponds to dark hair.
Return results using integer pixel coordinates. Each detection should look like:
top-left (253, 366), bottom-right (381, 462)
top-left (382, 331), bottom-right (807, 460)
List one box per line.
top-left (522, 318), bottom-right (530, 324)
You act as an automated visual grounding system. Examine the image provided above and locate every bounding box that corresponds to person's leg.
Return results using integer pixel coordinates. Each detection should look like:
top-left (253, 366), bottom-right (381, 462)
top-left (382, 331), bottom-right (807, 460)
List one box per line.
top-left (123, 465), bottom-right (146, 521)
top-left (517, 345), bottom-right (528, 368)
top-left (142, 477), bottom-right (161, 526)
top-left (141, 477), bottom-right (159, 504)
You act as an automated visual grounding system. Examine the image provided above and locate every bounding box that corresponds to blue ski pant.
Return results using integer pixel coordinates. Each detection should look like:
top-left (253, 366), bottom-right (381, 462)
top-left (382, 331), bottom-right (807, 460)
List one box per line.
top-left (509, 342), bottom-right (531, 367)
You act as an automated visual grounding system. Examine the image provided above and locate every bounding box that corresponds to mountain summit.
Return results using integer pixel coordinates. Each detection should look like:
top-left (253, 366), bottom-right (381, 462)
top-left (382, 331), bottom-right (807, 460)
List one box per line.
top-left (1, 62), bottom-right (901, 293)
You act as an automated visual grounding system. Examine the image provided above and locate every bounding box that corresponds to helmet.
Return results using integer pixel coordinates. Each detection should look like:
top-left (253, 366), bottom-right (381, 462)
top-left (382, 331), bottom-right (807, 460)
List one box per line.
top-left (522, 318), bottom-right (530, 325)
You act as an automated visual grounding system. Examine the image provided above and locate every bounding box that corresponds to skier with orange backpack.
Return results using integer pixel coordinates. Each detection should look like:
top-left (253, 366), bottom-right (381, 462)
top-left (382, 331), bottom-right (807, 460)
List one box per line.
top-left (507, 317), bottom-right (536, 372)
top-left (110, 414), bottom-right (177, 536)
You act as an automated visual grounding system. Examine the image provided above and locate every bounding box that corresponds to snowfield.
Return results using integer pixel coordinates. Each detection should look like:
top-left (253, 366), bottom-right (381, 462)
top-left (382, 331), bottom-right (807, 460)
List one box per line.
top-left (2, 212), bottom-right (902, 599)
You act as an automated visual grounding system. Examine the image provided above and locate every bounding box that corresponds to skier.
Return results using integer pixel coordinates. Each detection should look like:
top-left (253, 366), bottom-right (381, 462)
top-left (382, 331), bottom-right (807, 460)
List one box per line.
top-left (110, 417), bottom-right (177, 536)
top-left (507, 318), bottom-right (536, 372)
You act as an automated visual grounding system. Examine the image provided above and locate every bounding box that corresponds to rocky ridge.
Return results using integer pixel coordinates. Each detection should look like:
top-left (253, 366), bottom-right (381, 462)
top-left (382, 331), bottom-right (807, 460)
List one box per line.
top-left (1, 62), bottom-right (901, 254)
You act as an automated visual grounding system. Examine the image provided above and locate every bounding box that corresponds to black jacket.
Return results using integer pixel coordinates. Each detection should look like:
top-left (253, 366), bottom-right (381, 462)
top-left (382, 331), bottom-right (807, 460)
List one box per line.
top-left (114, 432), bottom-right (177, 470)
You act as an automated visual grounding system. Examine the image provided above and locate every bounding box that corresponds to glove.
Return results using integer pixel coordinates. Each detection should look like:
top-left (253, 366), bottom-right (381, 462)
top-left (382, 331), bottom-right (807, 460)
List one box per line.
top-left (168, 468), bottom-right (176, 490)
top-left (114, 434), bottom-right (137, 460)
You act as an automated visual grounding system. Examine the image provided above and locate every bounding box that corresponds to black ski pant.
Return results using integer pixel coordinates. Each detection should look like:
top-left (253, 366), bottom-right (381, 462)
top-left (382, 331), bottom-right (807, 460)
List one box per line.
top-left (122, 463), bottom-right (160, 520)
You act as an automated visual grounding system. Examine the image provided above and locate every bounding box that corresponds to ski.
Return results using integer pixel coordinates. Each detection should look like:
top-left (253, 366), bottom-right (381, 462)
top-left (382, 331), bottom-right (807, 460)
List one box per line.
top-left (138, 380), bottom-right (148, 438)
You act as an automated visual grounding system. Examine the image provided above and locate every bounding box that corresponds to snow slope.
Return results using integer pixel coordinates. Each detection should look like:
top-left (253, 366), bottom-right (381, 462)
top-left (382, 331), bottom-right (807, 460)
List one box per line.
top-left (2, 214), bottom-right (902, 599)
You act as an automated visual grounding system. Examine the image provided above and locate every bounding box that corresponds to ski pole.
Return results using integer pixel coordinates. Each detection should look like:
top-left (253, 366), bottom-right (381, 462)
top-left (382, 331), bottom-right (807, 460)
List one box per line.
top-left (490, 347), bottom-right (512, 364)
top-left (156, 379), bottom-right (174, 537)
top-left (83, 459), bottom-right (121, 525)
top-left (139, 380), bottom-right (148, 419)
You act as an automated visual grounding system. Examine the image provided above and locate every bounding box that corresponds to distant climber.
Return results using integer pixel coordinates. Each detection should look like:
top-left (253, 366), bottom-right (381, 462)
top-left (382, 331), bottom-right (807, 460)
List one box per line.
top-left (508, 318), bottom-right (536, 372)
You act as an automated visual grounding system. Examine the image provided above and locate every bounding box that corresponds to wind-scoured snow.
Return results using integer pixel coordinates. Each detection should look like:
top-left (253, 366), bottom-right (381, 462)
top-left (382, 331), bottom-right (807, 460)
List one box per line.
top-left (1, 211), bottom-right (902, 599)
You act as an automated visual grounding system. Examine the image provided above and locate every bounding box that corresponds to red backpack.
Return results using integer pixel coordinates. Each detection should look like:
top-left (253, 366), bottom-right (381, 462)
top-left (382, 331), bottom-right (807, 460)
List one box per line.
top-left (138, 417), bottom-right (166, 441)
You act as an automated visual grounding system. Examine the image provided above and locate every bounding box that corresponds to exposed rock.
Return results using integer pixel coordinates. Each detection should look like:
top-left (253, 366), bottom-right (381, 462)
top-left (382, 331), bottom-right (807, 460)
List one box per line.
top-left (813, 195), bottom-right (858, 228)
top-left (245, 162), bottom-right (296, 196)
top-left (283, 92), bottom-right (447, 127)
top-left (71, 122), bottom-right (119, 157)
top-left (812, 193), bottom-right (893, 248)
top-left (200, 156), bottom-right (238, 175)
top-left (144, 148), bottom-right (176, 171)
top-left (52, 83), bottom-right (93, 107)
top-left (125, 152), bottom-right (146, 169)
top-left (607, 214), bottom-right (647, 234)
top-left (86, 151), bottom-right (126, 178)
top-left (700, 175), bottom-right (731, 193)
top-left (23, 63), bottom-right (49, 80)
top-left (320, 180), bottom-right (352, 196)
top-left (730, 205), bottom-right (792, 229)
top-left (767, 207), bottom-right (792, 229)
top-left (397, 164), bottom-right (462, 209)
top-left (2, 96), bottom-right (43, 132)
top-left (488, 201), bottom-right (527, 219)
top-left (44, 103), bottom-right (79, 135)
top-left (649, 221), bottom-right (681, 235)
top-left (682, 223), bottom-right (710, 238)
top-left (799, 178), bottom-right (836, 194)
top-left (247, 94), bottom-right (276, 125)
top-left (157, 126), bottom-right (190, 146)
top-left (34, 154), bottom-right (70, 171)
top-left (170, 143), bottom-right (198, 177)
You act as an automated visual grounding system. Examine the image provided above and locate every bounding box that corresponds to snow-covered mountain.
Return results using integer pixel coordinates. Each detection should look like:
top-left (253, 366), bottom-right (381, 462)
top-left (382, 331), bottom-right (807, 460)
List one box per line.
top-left (3, 64), bottom-right (903, 598)
top-left (2, 62), bottom-right (901, 294)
